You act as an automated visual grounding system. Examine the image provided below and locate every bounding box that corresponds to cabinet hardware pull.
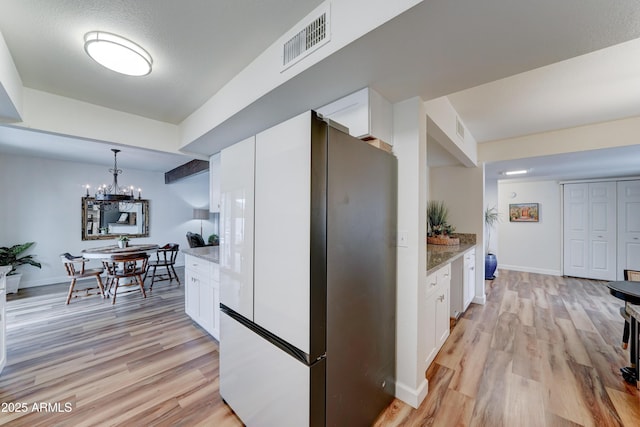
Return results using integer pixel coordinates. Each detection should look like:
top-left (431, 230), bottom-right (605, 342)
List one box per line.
top-left (438, 295), bottom-right (445, 302)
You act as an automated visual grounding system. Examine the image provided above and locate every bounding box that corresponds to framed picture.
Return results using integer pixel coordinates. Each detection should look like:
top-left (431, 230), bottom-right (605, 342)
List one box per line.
top-left (509, 203), bottom-right (539, 222)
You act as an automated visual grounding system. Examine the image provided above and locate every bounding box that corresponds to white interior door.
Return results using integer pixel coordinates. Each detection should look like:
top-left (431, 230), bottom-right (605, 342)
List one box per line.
top-left (219, 136), bottom-right (255, 320)
top-left (617, 180), bottom-right (640, 279)
top-left (564, 183), bottom-right (588, 278)
top-left (588, 182), bottom-right (616, 280)
top-left (563, 182), bottom-right (616, 280)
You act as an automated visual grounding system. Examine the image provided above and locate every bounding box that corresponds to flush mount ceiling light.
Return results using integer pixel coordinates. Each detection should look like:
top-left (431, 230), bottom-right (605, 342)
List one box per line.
top-left (84, 31), bottom-right (152, 76)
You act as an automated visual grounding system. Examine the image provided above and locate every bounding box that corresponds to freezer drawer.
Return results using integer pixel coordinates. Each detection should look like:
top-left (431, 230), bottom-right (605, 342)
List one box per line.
top-left (219, 312), bottom-right (325, 427)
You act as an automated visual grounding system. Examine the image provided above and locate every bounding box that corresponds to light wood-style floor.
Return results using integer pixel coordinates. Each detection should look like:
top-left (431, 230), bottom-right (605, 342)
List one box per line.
top-left (1, 269), bottom-right (639, 426)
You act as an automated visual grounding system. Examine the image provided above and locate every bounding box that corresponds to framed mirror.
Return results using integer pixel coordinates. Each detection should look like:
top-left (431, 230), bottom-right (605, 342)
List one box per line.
top-left (82, 197), bottom-right (149, 240)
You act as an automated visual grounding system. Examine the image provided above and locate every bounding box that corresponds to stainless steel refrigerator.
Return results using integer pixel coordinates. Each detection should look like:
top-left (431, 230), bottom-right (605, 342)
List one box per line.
top-left (219, 110), bottom-right (397, 426)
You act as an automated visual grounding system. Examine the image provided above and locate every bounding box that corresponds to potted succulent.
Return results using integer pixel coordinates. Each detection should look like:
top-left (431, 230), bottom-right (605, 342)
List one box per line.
top-left (117, 235), bottom-right (130, 249)
top-left (0, 242), bottom-right (42, 293)
top-left (484, 206), bottom-right (501, 279)
top-left (427, 200), bottom-right (458, 245)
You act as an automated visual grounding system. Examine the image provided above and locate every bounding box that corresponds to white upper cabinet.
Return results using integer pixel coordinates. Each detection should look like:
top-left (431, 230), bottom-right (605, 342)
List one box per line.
top-left (209, 152), bottom-right (221, 213)
top-left (316, 87), bottom-right (392, 144)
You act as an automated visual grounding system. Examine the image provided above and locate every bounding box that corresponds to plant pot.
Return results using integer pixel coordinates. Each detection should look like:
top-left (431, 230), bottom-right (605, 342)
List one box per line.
top-left (6, 273), bottom-right (22, 294)
top-left (117, 241), bottom-right (128, 249)
top-left (485, 253), bottom-right (497, 280)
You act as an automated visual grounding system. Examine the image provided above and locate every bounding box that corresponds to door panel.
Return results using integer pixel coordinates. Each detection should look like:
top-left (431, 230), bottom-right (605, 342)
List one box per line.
top-left (564, 182), bottom-right (616, 280)
top-left (617, 181), bottom-right (640, 278)
top-left (219, 136), bottom-right (255, 320)
top-left (254, 111), bottom-right (312, 353)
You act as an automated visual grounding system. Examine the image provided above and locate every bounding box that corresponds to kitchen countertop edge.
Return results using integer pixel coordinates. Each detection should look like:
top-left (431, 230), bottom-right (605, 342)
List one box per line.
top-left (427, 243), bottom-right (476, 275)
top-left (182, 246), bottom-right (219, 264)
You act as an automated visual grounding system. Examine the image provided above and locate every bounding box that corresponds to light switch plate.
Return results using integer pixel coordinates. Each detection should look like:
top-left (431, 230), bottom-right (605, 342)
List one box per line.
top-left (398, 230), bottom-right (408, 247)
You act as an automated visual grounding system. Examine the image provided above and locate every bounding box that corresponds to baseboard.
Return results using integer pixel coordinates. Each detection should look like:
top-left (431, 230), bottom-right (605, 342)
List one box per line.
top-left (472, 294), bottom-right (486, 305)
top-left (18, 265), bottom-right (186, 289)
top-left (395, 378), bottom-right (428, 409)
top-left (499, 264), bottom-right (562, 276)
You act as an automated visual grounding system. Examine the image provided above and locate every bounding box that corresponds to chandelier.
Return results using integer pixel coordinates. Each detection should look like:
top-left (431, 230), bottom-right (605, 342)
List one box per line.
top-left (85, 149), bottom-right (141, 207)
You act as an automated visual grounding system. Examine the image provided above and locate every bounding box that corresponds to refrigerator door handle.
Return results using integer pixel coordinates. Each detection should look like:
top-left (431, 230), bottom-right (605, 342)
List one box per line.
top-left (220, 304), bottom-right (320, 366)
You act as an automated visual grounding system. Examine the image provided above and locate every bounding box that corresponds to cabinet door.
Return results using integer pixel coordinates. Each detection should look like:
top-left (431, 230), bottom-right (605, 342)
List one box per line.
top-left (464, 250), bottom-right (476, 308)
top-left (423, 290), bottom-right (438, 369)
top-left (220, 136), bottom-right (255, 320)
top-left (200, 278), bottom-right (215, 335)
top-left (185, 269), bottom-right (199, 320)
top-left (435, 285), bottom-right (450, 347)
top-left (209, 152), bottom-right (221, 213)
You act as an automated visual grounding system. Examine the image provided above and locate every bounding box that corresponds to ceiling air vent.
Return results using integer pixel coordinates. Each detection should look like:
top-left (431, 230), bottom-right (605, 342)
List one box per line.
top-left (456, 116), bottom-right (465, 140)
top-left (282, 5), bottom-right (330, 71)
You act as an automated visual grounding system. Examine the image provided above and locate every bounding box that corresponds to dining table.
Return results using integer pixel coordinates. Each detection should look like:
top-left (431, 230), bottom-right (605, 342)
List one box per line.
top-left (607, 280), bottom-right (640, 388)
top-left (81, 244), bottom-right (160, 297)
top-left (81, 243), bottom-right (160, 259)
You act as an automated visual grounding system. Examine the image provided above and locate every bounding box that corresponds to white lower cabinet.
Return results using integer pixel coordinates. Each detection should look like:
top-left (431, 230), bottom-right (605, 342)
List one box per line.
top-left (424, 264), bottom-right (450, 369)
top-left (463, 249), bottom-right (476, 309)
top-left (185, 254), bottom-right (220, 340)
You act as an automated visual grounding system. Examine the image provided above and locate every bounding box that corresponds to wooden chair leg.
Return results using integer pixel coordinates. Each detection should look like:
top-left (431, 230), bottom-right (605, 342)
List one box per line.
top-left (170, 265), bottom-right (181, 285)
top-left (137, 274), bottom-right (147, 298)
top-left (66, 278), bottom-right (77, 304)
top-left (111, 278), bottom-right (119, 305)
top-left (624, 320), bottom-right (631, 350)
top-left (149, 265), bottom-right (158, 290)
top-left (96, 275), bottom-right (106, 298)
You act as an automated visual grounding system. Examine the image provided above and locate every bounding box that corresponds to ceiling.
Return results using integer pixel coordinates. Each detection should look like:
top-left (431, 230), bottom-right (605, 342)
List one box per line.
top-left (1, 0), bottom-right (640, 178)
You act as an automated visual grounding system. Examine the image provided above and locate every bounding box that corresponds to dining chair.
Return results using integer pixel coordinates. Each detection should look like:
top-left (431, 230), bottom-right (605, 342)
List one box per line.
top-left (621, 269), bottom-right (640, 349)
top-left (143, 243), bottom-right (180, 290)
top-left (60, 253), bottom-right (105, 304)
top-left (102, 253), bottom-right (148, 305)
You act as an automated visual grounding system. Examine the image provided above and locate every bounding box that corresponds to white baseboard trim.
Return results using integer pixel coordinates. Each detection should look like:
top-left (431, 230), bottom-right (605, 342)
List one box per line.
top-left (499, 264), bottom-right (562, 276)
top-left (18, 265), bottom-right (186, 289)
top-left (395, 378), bottom-right (428, 409)
top-left (472, 294), bottom-right (486, 305)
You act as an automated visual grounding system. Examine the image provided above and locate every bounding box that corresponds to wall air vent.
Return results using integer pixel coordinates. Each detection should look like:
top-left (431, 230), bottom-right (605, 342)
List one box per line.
top-left (456, 116), bottom-right (465, 140)
top-left (282, 5), bottom-right (331, 71)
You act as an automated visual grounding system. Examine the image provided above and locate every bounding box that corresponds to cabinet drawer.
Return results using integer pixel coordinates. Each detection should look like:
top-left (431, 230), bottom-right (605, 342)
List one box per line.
top-left (185, 254), bottom-right (212, 276)
top-left (426, 263), bottom-right (451, 296)
top-left (436, 264), bottom-right (451, 284)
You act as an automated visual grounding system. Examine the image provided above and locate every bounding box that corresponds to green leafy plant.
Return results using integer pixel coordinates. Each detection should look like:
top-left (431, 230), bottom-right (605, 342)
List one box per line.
top-left (0, 242), bottom-right (42, 275)
top-left (117, 235), bottom-right (130, 242)
top-left (484, 206), bottom-right (501, 254)
top-left (208, 234), bottom-right (219, 245)
top-left (427, 200), bottom-right (455, 236)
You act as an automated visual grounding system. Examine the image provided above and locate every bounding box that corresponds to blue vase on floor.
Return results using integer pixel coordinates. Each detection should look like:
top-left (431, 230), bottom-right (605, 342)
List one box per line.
top-left (485, 253), bottom-right (497, 280)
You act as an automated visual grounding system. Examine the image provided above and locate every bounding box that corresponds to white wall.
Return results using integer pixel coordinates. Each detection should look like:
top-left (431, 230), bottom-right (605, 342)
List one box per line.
top-left (0, 153), bottom-right (210, 288)
top-left (393, 96), bottom-right (428, 408)
top-left (498, 180), bottom-right (562, 276)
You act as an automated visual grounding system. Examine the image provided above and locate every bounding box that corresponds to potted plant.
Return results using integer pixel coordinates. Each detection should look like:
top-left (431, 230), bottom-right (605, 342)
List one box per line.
top-left (117, 235), bottom-right (130, 249)
top-left (484, 206), bottom-right (501, 280)
top-left (0, 242), bottom-right (42, 293)
top-left (208, 234), bottom-right (219, 246)
top-left (427, 200), bottom-right (459, 245)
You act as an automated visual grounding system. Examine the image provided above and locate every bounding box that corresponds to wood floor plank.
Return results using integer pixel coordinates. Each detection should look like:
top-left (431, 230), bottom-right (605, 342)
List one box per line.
top-left (2, 268), bottom-right (639, 426)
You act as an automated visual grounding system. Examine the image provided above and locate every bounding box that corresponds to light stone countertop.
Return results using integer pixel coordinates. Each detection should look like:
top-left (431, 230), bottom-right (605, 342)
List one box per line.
top-left (182, 246), bottom-right (219, 264)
